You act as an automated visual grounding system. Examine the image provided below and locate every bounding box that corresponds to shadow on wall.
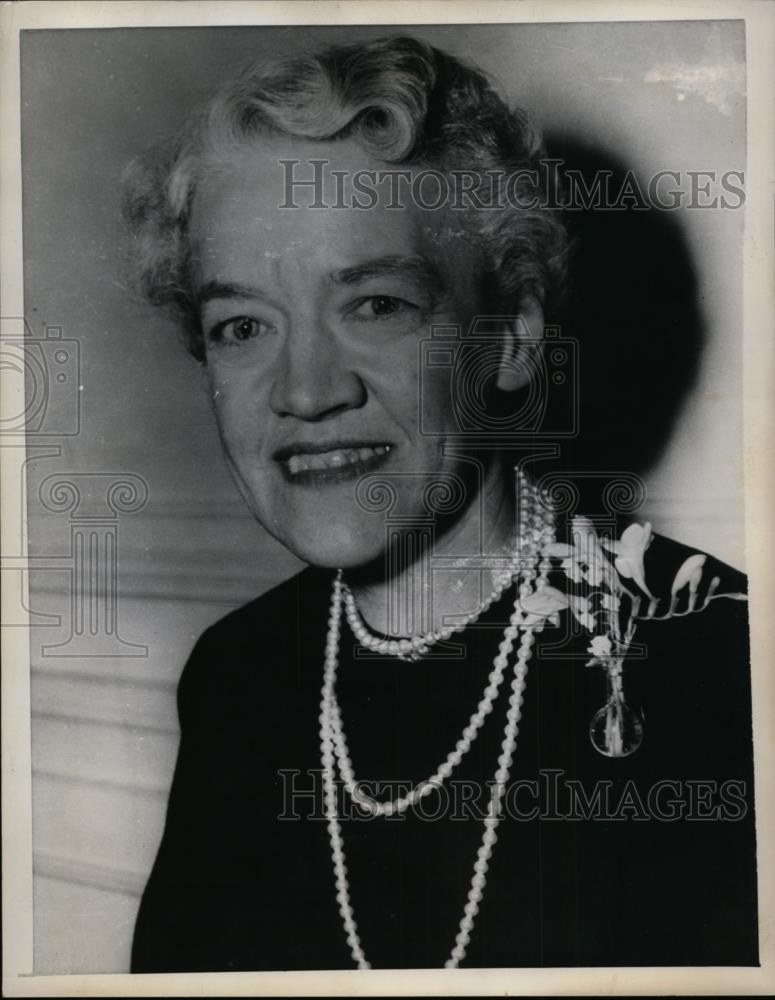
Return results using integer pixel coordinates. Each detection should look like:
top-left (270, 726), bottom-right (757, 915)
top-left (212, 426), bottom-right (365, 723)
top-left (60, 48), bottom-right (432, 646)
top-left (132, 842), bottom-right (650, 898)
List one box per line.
top-left (541, 133), bottom-right (703, 516)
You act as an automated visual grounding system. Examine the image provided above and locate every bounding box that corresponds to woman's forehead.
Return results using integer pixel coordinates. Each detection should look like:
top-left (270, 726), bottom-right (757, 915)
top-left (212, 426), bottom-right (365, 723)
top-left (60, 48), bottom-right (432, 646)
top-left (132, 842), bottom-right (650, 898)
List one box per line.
top-left (189, 138), bottom-right (476, 293)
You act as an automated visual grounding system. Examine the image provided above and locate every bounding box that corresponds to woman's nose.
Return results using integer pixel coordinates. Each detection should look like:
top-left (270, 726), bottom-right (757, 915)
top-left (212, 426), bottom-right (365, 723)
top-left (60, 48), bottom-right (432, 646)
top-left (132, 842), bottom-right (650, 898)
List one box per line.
top-left (268, 324), bottom-right (367, 421)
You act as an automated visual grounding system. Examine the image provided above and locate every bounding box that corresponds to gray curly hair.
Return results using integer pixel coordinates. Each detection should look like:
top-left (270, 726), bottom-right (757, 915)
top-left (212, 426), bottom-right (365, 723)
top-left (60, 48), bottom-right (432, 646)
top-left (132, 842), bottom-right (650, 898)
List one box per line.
top-left (122, 34), bottom-right (568, 361)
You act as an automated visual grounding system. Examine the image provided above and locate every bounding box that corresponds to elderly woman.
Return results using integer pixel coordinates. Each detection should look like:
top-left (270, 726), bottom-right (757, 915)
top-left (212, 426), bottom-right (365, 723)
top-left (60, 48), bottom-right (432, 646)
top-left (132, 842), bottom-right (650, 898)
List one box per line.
top-left (124, 36), bottom-right (756, 971)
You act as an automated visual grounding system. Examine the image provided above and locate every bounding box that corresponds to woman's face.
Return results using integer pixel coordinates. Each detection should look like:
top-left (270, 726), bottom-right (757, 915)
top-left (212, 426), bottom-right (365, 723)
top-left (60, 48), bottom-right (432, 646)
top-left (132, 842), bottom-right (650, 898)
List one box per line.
top-left (189, 135), bottom-right (505, 569)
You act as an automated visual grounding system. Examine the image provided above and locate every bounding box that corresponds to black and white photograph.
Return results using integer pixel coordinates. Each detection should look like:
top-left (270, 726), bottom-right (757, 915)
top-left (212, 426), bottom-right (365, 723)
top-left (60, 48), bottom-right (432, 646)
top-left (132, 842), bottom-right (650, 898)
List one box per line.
top-left (2, 1), bottom-right (774, 995)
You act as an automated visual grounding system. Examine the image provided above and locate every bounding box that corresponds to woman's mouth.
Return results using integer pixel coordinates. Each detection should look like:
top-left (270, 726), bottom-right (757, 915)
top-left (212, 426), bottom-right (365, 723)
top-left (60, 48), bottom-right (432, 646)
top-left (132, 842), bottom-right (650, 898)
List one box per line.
top-left (276, 443), bottom-right (393, 485)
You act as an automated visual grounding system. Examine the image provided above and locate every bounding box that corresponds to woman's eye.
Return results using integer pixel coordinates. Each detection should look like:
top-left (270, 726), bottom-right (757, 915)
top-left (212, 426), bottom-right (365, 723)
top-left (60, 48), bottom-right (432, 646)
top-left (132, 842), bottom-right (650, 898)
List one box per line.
top-left (351, 295), bottom-right (417, 321)
top-left (207, 316), bottom-right (271, 346)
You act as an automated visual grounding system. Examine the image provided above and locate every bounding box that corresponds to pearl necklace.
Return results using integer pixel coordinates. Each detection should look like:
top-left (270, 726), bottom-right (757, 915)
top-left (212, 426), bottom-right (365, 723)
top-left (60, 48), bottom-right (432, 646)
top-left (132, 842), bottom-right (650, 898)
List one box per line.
top-left (341, 543), bottom-right (523, 661)
top-left (319, 474), bottom-right (556, 968)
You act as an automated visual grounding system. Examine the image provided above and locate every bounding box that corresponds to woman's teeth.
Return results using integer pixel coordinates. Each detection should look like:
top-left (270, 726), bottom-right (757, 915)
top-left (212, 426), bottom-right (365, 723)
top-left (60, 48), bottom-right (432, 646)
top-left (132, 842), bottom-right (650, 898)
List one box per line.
top-left (286, 444), bottom-right (391, 475)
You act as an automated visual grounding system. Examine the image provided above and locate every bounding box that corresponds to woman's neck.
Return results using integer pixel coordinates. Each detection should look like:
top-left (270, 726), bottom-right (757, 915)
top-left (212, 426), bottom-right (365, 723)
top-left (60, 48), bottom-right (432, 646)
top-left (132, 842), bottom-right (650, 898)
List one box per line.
top-left (347, 458), bottom-right (517, 638)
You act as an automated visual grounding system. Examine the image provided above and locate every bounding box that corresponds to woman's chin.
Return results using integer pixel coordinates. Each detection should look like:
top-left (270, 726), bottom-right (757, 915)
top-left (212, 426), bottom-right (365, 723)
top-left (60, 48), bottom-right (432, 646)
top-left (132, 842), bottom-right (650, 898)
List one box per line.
top-left (280, 525), bottom-right (386, 572)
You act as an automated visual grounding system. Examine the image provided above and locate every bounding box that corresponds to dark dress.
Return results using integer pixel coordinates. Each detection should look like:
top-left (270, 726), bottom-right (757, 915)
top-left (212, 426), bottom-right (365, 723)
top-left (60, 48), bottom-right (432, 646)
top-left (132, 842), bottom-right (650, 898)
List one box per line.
top-left (131, 533), bottom-right (758, 971)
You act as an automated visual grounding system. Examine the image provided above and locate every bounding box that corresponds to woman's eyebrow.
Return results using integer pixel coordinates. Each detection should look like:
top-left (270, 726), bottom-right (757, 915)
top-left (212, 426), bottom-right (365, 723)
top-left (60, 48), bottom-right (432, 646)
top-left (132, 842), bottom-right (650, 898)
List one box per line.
top-left (332, 255), bottom-right (447, 296)
top-left (196, 257), bottom-right (448, 308)
top-left (196, 279), bottom-right (270, 307)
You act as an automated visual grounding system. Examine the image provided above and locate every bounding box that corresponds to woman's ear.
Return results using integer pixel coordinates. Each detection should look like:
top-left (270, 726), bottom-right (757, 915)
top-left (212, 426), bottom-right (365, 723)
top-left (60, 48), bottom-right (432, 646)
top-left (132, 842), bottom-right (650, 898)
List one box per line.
top-left (496, 295), bottom-right (545, 392)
